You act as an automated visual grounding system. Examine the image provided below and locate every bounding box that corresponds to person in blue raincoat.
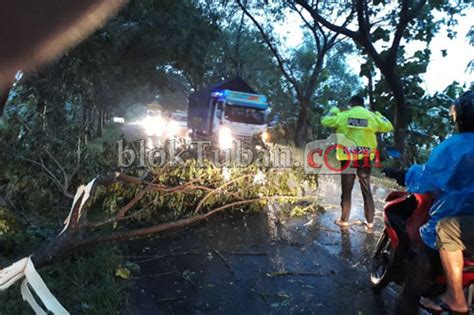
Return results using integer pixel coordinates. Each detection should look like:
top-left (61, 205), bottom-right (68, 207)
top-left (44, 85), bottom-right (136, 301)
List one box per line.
top-left (389, 90), bottom-right (474, 314)
top-left (414, 91), bottom-right (474, 314)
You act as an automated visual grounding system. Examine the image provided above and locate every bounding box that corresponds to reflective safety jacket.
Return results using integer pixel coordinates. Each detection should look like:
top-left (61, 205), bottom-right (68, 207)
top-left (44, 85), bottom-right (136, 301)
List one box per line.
top-left (321, 106), bottom-right (393, 160)
top-left (406, 132), bottom-right (474, 249)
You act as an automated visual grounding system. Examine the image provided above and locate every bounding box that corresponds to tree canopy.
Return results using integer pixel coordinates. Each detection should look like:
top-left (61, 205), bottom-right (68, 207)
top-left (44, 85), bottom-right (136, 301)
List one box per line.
top-left (0, 0), bottom-right (473, 312)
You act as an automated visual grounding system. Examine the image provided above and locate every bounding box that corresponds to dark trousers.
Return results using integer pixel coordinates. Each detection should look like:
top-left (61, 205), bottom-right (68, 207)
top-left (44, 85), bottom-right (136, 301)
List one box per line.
top-left (340, 160), bottom-right (375, 223)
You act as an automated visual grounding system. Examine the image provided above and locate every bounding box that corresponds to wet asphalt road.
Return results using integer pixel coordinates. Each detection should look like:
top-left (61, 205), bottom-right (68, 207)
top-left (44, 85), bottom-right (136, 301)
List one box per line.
top-left (124, 175), bottom-right (402, 314)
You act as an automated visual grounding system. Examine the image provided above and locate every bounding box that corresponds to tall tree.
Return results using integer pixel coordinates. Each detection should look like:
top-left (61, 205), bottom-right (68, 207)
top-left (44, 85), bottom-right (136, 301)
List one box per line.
top-left (294, 0), bottom-right (470, 158)
top-left (236, 0), bottom-right (348, 146)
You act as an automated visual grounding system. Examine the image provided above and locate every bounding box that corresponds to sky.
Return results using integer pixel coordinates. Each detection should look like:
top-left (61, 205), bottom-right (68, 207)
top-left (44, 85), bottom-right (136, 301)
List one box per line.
top-left (273, 6), bottom-right (474, 95)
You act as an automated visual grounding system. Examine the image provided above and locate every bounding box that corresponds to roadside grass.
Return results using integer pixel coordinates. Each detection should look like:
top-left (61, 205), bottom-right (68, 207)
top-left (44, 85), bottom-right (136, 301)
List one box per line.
top-left (0, 245), bottom-right (128, 315)
top-left (0, 122), bottom-right (128, 314)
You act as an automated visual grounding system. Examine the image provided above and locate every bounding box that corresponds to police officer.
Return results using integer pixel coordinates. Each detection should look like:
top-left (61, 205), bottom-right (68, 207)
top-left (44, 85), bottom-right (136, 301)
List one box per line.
top-left (321, 95), bottom-right (393, 229)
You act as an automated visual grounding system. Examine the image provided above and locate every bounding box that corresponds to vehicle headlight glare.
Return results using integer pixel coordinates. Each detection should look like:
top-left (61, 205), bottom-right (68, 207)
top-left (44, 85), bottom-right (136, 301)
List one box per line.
top-left (167, 120), bottom-right (179, 138)
top-left (142, 116), bottom-right (165, 137)
top-left (219, 127), bottom-right (233, 150)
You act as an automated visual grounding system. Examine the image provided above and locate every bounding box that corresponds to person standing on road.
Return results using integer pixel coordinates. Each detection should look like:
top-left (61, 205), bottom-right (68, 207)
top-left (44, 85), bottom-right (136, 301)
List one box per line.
top-left (321, 95), bottom-right (393, 229)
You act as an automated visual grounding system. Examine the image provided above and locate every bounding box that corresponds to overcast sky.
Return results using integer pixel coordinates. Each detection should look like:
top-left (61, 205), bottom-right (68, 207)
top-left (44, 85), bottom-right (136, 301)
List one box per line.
top-left (274, 6), bottom-right (474, 95)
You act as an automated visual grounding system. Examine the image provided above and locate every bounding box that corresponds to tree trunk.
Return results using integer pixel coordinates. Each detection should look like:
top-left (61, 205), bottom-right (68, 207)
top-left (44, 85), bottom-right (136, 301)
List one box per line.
top-left (367, 70), bottom-right (376, 111)
top-left (294, 99), bottom-right (310, 147)
top-left (31, 233), bottom-right (79, 268)
top-left (389, 85), bottom-right (407, 160)
top-left (393, 100), bottom-right (407, 156)
top-left (367, 70), bottom-right (388, 162)
top-left (379, 66), bottom-right (408, 163)
top-left (355, 35), bottom-right (408, 161)
top-left (96, 108), bottom-right (103, 138)
top-left (82, 101), bottom-right (90, 143)
top-left (86, 105), bottom-right (95, 139)
top-left (102, 109), bottom-right (107, 125)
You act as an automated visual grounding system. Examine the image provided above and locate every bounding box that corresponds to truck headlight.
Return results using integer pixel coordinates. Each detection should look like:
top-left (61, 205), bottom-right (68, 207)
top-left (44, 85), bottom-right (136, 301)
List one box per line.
top-left (142, 116), bottom-right (165, 137)
top-left (261, 131), bottom-right (270, 143)
top-left (166, 120), bottom-right (179, 138)
top-left (219, 126), bottom-right (233, 150)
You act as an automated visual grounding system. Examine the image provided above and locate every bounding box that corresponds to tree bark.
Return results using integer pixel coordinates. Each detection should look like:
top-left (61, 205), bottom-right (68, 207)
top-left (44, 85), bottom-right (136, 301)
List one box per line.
top-left (96, 107), bottom-right (104, 138)
top-left (102, 108), bottom-right (107, 126)
top-left (379, 66), bottom-right (407, 159)
top-left (294, 53), bottom-right (326, 146)
top-left (31, 233), bottom-right (80, 268)
top-left (295, 98), bottom-right (310, 146)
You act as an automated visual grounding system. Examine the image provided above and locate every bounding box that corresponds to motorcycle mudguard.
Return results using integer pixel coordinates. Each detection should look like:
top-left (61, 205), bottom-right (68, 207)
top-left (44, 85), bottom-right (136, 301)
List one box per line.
top-left (385, 226), bottom-right (399, 248)
top-left (383, 191), bottom-right (433, 245)
top-left (406, 193), bottom-right (432, 244)
top-left (383, 192), bottom-right (417, 247)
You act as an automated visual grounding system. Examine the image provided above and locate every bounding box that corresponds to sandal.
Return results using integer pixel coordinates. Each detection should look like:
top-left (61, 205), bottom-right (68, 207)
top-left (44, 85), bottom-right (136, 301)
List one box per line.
top-left (419, 296), bottom-right (469, 315)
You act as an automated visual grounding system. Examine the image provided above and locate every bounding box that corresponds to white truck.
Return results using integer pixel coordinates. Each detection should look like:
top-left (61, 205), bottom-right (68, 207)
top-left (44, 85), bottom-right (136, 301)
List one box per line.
top-left (187, 78), bottom-right (272, 150)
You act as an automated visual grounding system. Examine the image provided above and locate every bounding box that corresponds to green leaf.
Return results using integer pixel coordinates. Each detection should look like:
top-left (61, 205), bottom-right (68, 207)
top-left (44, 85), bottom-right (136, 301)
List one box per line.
top-left (115, 266), bottom-right (131, 279)
top-left (372, 27), bottom-right (390, 42)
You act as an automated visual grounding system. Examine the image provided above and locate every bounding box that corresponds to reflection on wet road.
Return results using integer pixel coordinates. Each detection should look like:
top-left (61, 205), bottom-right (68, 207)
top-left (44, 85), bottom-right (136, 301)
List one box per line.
top-left (126, 175), bottom-right (400, 314)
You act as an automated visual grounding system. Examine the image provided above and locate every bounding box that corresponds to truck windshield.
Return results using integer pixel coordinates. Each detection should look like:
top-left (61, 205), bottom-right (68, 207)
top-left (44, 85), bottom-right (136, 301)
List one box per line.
top-left (224, 105), bottom-right (265, 125)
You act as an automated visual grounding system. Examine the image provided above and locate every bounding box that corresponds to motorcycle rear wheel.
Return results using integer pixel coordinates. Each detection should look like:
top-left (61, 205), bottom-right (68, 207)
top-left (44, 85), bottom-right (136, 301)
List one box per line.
top-left (370, 229), bottom-right (396, 293)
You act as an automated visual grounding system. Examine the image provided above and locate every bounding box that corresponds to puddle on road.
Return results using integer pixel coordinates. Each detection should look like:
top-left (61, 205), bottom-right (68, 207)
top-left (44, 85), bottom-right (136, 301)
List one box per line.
top-left (300, 175), bottom-right (389, 267)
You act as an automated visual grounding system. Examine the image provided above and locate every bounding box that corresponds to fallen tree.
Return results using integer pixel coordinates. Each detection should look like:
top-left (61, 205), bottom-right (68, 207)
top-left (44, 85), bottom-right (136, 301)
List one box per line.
top-left (1, 161), bottom-right (318, 313)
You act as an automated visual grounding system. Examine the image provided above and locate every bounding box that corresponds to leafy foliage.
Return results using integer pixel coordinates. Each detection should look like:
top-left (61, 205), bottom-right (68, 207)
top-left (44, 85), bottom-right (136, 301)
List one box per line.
top-left (293, 0), bottom-right (472, 158)
top-left (87, 160), bottom-right (319, 232)
top-left (406, 82), bottom-right (470, 163)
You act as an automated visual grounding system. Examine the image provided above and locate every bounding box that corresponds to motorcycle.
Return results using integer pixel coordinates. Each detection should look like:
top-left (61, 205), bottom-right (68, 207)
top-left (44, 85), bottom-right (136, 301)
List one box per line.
top-left (369, 190), bottom-right (474, 305)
